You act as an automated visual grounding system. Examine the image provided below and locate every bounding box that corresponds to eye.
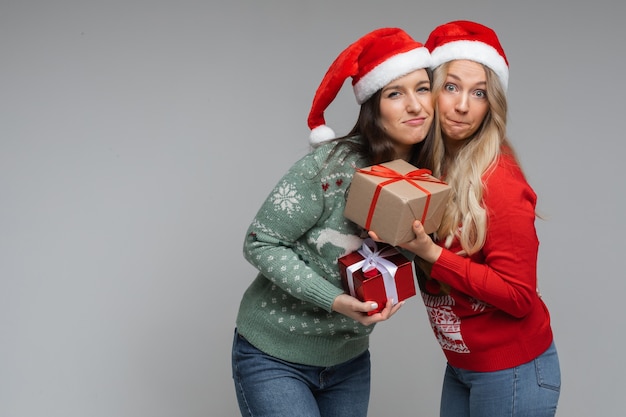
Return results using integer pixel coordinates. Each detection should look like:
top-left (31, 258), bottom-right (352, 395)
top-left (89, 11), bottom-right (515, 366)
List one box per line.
top-left (474, 89), bottom-right (487, 99)
top-left (444, 83), bottom-right (457, 92)
top-left (385, 90), bottom-right (401, 99)
top-left (417, 86), bottom-right (431, 94)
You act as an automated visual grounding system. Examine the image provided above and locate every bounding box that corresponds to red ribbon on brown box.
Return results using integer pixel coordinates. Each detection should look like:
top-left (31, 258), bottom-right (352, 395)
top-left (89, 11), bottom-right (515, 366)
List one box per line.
top-left (356, 165), bottom-right (446, 230)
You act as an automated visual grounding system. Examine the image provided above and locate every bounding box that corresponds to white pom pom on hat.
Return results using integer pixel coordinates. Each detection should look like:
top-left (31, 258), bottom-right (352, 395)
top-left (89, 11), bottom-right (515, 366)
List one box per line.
top-left (309, 125), bottom-right (336, 145)
top-left (307, 27), bottom-right (432, 147)
top-left (425, 20), bottom-right (509, 91)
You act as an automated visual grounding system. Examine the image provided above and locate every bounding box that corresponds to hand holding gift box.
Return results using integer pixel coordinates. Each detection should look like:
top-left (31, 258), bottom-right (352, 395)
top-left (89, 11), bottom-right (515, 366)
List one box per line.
top-left (344, 159), bottom-right (451, 246)
top-left (338, 238), bottom-right (416, 315)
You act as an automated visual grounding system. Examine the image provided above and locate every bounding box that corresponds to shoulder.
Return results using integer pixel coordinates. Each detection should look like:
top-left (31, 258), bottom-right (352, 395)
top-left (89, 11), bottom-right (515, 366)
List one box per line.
top-left (483, 151), bottom-right (536, 205)
top-left (292, 137), bottom-right (365, 178)
top-left (485, 149), bottom-right (527, 185)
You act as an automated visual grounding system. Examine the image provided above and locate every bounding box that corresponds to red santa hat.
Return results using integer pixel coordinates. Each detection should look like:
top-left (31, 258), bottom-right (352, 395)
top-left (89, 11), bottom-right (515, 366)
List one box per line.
top-left (425, 20), bottom-right (509, 91)
top-left (307, 27), bottom-right (431, 147)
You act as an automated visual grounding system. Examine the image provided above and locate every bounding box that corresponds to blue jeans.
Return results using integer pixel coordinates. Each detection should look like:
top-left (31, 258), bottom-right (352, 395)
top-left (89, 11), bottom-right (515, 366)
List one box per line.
top-left (231, 329), bottom-right (371, 417)
top-left (440, 342), bottom-right (561, 417)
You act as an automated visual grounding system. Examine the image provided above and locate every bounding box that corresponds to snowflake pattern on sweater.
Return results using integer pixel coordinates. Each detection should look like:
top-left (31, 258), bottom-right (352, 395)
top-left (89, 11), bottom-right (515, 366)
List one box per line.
top-left (270, 180), bottom-right (303, 217)
top-left (236, 138), bottom-right (376, 367)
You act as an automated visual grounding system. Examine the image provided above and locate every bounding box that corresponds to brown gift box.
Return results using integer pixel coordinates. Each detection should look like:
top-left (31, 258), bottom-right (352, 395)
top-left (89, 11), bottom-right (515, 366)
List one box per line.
top-left (344, 159), bottom-right (450, 246)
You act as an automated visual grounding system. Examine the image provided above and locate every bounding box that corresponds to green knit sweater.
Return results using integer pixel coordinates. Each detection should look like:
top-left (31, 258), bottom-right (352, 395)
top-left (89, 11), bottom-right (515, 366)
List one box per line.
top-left (236, 138), bottom-right (376, 367)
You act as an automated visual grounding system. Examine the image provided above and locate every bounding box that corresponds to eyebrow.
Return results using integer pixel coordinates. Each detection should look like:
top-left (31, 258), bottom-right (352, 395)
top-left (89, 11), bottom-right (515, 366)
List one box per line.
top-left (446, 73), bottom-right (486, 87)
top-left (383, 79), bottom-right (430, 92)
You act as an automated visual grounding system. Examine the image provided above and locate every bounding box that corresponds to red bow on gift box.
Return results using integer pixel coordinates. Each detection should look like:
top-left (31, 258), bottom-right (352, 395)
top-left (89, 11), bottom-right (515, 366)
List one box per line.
top-left (356, 165), bottom-right (446, 230)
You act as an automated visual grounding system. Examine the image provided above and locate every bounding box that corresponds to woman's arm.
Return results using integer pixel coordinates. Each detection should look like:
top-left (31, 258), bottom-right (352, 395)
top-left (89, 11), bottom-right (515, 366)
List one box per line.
top-left (398, 159), bottom-right (539, 317)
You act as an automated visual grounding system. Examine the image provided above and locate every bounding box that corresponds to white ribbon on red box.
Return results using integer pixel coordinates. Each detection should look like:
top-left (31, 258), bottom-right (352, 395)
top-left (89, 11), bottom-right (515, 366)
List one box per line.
top-left (345, 238), bottom-right (399, 304)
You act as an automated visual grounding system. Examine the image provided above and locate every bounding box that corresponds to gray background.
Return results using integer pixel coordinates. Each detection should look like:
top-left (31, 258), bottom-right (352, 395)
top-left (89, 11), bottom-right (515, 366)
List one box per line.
top-left (2, 0), bottom-right (624, 416)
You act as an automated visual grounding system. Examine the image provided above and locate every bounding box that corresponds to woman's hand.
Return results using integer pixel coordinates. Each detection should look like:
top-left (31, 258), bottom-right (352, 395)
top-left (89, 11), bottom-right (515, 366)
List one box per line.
top-left (331, 293), bottom-right (404, 326)
top-left (369, 220), bottom-right (442, 263)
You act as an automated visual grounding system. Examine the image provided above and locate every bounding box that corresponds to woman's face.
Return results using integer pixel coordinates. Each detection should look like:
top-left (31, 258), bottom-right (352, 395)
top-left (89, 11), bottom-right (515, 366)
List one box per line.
top-left (378, 68), bottom-right (433, 159)
top-left (437, 60), bottom-right (489, 148)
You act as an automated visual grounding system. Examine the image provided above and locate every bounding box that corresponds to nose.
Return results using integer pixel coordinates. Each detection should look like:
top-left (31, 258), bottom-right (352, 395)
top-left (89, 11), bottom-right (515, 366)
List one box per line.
top-left (455, 93), bottom-right (470, 113)
top-left (406, 93), bottom-right (423, 113)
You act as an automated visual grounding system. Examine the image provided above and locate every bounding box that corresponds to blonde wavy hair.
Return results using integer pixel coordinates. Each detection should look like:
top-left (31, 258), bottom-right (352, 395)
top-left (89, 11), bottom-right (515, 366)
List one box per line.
top-left (430, 61), bottom-right (519, 255)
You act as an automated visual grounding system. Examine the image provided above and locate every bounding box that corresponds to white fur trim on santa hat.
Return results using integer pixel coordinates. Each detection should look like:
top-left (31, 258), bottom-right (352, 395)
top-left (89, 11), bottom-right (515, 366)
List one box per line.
top-left (353, 47), bottom-right (432, 104)
top-left (309, 124), bottom-right (336, 147)
top-left (430, 40), bottom-right (509, 91)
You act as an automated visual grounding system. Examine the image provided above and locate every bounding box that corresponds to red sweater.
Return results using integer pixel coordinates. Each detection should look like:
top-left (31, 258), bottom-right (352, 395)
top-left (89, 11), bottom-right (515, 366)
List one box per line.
top-left (425, 153), bottom-right (553, 372)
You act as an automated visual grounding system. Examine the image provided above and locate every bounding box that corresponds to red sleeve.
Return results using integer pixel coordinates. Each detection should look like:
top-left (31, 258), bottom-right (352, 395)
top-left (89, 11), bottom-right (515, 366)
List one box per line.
top-left (431, 155), bottom-right (539, 318)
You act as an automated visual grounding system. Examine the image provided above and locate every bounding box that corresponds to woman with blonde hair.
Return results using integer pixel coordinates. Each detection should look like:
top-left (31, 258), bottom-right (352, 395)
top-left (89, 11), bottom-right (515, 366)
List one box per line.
top-left (379, 20), bottom-right (561, 416)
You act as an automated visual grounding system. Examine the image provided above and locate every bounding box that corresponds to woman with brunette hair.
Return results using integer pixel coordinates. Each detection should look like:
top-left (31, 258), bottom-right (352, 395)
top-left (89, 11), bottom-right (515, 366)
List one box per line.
top-left (232, 27), bottom-right (434, 417)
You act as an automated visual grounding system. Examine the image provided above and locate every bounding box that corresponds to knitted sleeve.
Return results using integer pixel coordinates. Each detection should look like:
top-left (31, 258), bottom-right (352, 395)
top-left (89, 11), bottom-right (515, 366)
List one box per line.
top-left (431, 155), bottom-right (539, 318)
top-left (243, 147), bottom-right (346, 311)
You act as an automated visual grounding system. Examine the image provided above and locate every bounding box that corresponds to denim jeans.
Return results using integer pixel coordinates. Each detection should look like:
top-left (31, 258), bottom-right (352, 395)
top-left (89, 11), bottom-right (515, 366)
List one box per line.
top-left (231, 329), bottom-right (371, 417)
top-left (440, 342), bottom-right (561, 417)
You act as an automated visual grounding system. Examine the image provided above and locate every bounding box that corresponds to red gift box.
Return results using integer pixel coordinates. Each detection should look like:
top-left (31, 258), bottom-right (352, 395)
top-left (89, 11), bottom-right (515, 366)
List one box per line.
top-left (338, 239), bottom-right (417, 315)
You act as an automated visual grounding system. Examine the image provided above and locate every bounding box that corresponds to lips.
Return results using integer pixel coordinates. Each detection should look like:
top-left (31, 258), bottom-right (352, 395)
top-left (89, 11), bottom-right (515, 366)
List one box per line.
top-left (404, 117), bottom-right (427, 126)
